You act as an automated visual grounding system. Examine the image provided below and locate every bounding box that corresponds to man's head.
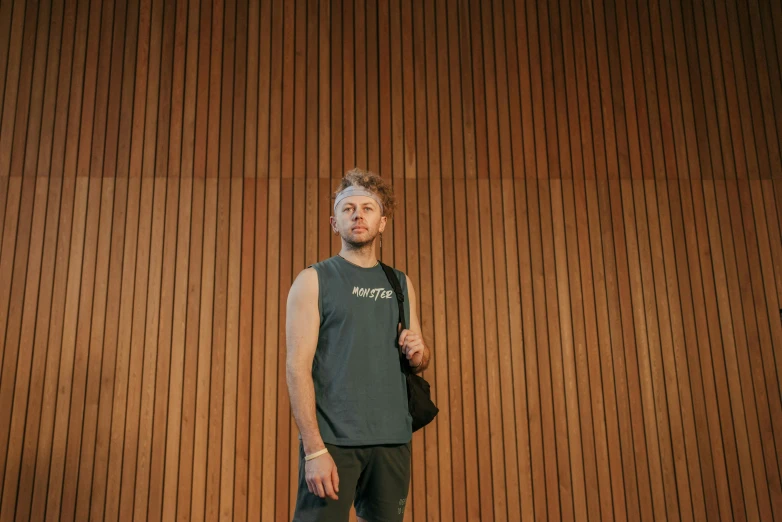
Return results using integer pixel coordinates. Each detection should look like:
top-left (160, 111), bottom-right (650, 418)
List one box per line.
top-left (330, 168), bottom-right (395, 249)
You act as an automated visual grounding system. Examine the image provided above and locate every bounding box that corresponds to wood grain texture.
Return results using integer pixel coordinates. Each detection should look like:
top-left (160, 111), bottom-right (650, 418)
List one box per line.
top-left (0, 0), bottom-right (781, 520)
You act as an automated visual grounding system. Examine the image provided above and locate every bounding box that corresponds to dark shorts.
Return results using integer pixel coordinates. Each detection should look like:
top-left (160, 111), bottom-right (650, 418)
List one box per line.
top-left (292, 441), bottom-right (412, 522)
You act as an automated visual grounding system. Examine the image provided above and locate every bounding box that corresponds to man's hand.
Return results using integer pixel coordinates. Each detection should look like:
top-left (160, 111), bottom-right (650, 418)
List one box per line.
top-left (398, 329), bottom-right (425, 368)
top-left (397, 277), bottom-right (430, 373)
top-left (305, 452), bottom-right (340, 500)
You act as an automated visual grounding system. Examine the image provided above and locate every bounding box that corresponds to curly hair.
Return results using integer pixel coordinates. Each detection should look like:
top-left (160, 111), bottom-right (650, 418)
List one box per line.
top-left (333, 168), bottom-right (396, 217)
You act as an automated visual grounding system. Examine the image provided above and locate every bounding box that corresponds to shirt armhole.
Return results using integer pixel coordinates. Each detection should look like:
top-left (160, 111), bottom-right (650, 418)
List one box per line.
top-left (308, 264), bottom-right (324, 324)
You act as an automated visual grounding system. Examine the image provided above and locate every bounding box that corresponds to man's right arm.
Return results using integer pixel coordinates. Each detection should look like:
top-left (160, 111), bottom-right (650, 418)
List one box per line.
top-left (286, 268), bottom-right (340, 500)
top-left (286, 267), bottom-right (324, 454)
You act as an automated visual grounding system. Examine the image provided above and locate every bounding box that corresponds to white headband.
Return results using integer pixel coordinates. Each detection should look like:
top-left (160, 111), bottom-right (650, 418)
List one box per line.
top-left (333, 186), bottom-right (384, 214)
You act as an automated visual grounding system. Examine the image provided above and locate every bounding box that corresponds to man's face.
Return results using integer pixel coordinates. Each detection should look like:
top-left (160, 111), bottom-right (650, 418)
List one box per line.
top-left (330, 195), bottom-right (387, 248)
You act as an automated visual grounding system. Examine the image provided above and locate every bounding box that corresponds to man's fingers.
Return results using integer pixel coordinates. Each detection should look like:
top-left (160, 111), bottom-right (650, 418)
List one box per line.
top-left (406, 343), bottom-right (423, 358)
top-left (332, 466), bottom-right (340, 492)
top-left (323, 476), bottom-right (338, 501)
top-left (400, 331), bottom-right (423, 354)
top-left (313, 479), bottom-right (325, 498)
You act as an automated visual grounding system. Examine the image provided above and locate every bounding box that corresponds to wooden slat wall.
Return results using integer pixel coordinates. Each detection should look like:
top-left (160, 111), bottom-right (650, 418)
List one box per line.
top-left (1, 0), bottom-right (781, 521)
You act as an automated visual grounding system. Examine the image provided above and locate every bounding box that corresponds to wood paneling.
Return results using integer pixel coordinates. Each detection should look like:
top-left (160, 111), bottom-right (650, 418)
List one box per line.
top-left (1, 0), bottom-right (781, 520)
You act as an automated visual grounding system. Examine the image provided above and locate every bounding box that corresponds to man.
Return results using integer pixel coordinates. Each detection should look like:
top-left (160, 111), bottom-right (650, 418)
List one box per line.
top-left (286, 168), bottom-right (431, 522)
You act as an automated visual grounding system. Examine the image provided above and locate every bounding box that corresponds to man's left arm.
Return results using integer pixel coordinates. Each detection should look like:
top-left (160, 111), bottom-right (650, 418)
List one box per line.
top-left (398, 275), bottom-right (430, 374)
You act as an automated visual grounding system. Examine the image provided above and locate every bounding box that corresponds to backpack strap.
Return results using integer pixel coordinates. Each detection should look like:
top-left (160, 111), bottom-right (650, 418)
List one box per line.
top-left (379, 261), bottom-right (412, 375)
top-left (379, 261), bottom-right (406, 331)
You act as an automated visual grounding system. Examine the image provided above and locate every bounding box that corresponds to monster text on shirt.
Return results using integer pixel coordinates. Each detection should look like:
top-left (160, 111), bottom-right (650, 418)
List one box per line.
top-left (352, 286), bottom-right (394, 301)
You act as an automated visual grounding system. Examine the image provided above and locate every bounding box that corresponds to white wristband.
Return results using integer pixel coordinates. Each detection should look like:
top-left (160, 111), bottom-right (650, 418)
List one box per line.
top-left (304, 448), bottom-right (329, 461)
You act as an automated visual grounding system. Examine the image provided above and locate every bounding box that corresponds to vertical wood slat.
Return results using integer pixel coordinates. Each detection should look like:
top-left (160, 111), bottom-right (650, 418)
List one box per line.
top-left (152, 4), bottom-right (188, 522)
top-left (234, 176), bottom-right (253, 522)
top-left (417, 178), bottom-right (436, 522)
top-left (0, 8), bottom-right (40, 494)
top-left (0, 1), bottom-right (781, 521)
top-left (3, 9), bottom-right (60, 498)
top-left (73, 0), bottom-right (130, 513)
top-left (0, 0), bottom-right (50, 508)
top-left (255, 0), bottom-right (271, 179)
top-left (585, 178), bottom-right (628, 521)
top-left (526, 177), bottom-right (560, 522)
top-left (0, 0), bottom-right (28, 179)
top-left (676, 177), bottom-right (732, 522)
top-left (0, 0), bottom-right (20, 126)
top-left (55, 9), bottom-right (105, 521)
top-left (247, 178), bottom-right (268, 522)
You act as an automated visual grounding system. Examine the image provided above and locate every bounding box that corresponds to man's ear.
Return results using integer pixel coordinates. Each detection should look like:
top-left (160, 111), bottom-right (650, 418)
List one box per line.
top-left (379, 215), bottom-right (388, 233)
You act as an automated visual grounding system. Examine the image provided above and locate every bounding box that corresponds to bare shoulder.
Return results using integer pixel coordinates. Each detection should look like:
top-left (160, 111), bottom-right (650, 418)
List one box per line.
top-left (289, 267), bottom-right (319, 300)
top-left (295, 267), bottom-right (318, 286)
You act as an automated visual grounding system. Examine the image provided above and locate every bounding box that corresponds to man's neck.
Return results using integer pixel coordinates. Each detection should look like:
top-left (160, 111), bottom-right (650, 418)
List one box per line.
top-left (338, 244), bottom-right (378, 268)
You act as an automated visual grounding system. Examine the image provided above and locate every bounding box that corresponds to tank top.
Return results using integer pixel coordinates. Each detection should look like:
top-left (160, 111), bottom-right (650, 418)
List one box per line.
top-left (309, 255), bottom-right (413, 445)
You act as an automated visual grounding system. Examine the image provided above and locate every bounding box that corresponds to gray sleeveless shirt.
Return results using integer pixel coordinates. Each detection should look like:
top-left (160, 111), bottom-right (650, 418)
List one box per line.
top-left (309, 255), bottom-right (412, 445)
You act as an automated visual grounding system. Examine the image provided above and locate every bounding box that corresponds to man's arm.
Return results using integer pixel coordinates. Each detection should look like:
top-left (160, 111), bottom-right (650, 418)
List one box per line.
top-left (286, 268), bottom-right (340, 500)
top-left (286, 268), bottom-right (324, 454)
top-left (399, 275), bottom-right (431, 373)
